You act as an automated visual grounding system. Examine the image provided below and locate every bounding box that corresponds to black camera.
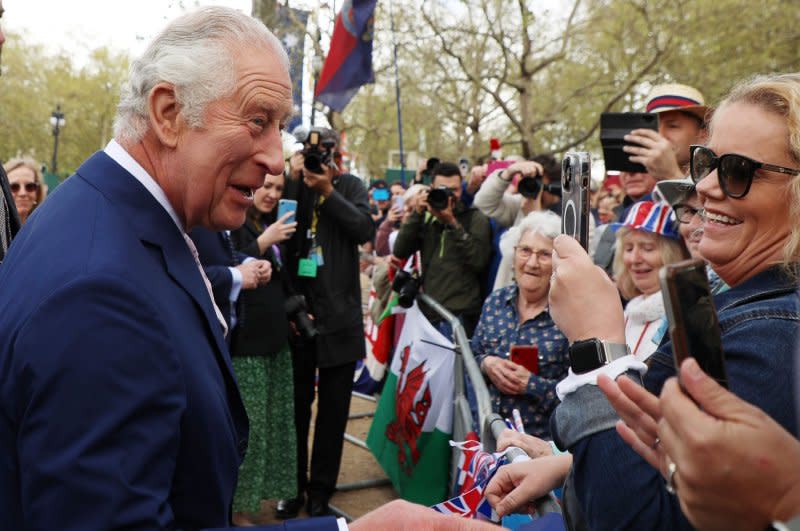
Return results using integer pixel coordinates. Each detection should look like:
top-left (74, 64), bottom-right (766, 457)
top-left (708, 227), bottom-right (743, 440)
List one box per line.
top-left (300, 128), bottom-right (337, 174)
top-left (427, 186), bottom-right (454, 211)
top-left (518, 174), bottom-right (562, 199)
top-left (284, 294), bottom-right (318, 339)
top-left (392, 269), bottom-right (421, 308)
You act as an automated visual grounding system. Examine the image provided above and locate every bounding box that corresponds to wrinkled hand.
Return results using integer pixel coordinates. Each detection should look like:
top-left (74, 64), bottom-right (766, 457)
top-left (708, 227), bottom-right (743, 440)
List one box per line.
top-left (349, 500), bottom-right (504, 531)
top-left (496, 429), bottom-right (553, 459)
top-left (506, 363), bottom-right (531, 395)
top-left (236, 259), bottom-right (272, 289)
top-left (486, 456), bottom-right (572, 517)
top-left (482, 357), bottom-right (520, 395)
top-left (657, 358), bottom-right (800, 531)
top-left (303, 165), bottom-right (335, 196)
top-left (623, 128), bottom-right (684, 181)
top-left (548, 235), bottom-right (625, 343)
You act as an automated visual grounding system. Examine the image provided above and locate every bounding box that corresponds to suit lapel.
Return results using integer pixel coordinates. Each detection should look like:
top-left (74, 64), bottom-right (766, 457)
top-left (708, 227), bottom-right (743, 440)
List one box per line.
top-left (75, 152), bottom-right (236, 380)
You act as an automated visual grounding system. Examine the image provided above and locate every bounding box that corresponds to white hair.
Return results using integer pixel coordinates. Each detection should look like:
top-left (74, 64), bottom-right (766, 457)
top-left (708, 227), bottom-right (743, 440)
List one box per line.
top-left (113, 6), bottom-right (289, 144)
top-left (499, 210), bottom-right (562, 259)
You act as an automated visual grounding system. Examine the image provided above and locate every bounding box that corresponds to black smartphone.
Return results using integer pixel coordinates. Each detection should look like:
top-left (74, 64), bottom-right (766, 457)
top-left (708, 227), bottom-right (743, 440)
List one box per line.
top-left (659, 259), bottom-right (728, 388)
top-left (561, 152), bottom-right (591, 251)
top-left (599, 112), bottom-right (659, 173)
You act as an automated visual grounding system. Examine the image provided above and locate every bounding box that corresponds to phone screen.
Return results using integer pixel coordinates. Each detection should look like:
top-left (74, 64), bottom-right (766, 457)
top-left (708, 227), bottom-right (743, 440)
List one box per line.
top-left (277, 199), bottom-right (298, 223)
top-left (510, 345), bottom-right (539, 375)
top-left (660, 260), bottom-right (728, 388)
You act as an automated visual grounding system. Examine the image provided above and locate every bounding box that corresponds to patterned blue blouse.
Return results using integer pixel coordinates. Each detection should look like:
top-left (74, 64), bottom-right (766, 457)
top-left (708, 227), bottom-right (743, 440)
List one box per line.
top-left (471, 284), bottom-right (570, 438)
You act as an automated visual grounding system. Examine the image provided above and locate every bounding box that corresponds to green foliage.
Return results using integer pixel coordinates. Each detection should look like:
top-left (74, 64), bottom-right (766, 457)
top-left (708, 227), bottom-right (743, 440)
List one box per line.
top-left (338, 0), bottom-right (800, 177)
top-left (0, 31), bottom-right (129, 179)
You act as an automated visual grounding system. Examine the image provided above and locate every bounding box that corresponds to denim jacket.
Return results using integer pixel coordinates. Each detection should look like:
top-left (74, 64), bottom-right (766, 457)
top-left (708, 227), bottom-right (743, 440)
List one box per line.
top-left (552, 265), bottom-right (800, 531)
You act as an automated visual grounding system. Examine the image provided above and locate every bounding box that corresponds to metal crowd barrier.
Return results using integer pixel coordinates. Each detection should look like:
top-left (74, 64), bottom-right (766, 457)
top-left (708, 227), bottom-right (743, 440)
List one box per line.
top-left (418, 293), bottom-right (561, 516)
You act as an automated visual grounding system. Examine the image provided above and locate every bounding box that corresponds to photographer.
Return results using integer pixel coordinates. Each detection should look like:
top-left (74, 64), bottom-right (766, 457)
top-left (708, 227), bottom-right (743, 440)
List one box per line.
top-left (278, 127), bottom-right (375, 519)
top-left (473, 155), bottom-right (561, 230)
top-left (393, 161), bottom-right (491, 337)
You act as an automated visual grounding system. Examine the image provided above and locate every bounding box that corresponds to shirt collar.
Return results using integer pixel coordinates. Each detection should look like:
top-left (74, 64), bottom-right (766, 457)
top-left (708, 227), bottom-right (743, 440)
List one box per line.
top-left (104, 139), bottom-right (184, 232)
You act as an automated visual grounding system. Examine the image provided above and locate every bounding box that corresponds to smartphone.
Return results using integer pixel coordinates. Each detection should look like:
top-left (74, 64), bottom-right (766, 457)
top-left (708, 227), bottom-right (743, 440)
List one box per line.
top-left (599, 112), bottom-right (659, 173)
top-left (487, 159), bottom-right (514, 177)
top-left (277, 199), bottom-right (298, 223)
top-left (392, 195), bottom-right (405, 211)
top-left (660, 259), bottom-right (728, 389)
top-left (561, 152), bottom-right (591, 251)
top-left (510, 345), bottom-right (539, 375)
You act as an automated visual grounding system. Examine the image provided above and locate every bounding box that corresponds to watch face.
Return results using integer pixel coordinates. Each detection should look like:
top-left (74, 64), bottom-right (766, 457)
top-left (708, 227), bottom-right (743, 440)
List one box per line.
top-left (570, 339), bottom-right (604, 374)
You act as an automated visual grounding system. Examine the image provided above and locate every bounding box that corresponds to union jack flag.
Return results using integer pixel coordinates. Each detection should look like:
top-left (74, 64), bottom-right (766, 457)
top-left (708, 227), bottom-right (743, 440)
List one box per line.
top-left (432, 439), bottom-right (509, 521)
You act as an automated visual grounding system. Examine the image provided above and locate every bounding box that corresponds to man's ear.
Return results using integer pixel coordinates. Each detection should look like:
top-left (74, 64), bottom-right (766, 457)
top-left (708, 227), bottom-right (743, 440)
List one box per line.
top-left (148, 82), bottom-right (182, 148)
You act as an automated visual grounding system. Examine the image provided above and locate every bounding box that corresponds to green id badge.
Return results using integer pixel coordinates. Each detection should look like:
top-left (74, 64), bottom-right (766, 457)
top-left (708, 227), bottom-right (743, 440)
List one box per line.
top-left (297, 258), bottom-right (318, 278)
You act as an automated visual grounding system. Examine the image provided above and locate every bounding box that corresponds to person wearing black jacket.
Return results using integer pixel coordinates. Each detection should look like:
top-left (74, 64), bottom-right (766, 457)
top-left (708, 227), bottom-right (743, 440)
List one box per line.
top-left (277, 131), bottom-right (375, 519)
top-left (229, 171), bottom-right (299, 526)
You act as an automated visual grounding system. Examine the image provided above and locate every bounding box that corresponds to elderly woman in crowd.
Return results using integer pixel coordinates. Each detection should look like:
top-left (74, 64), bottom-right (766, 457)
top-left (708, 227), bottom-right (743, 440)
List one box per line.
top-left (3, 157), bottom-right (46, 224)
top-left (229, 172), bottom-right (298, 525)
top-left (611, 200), bottom-right (688, 360)
top-left (487, 72), bottom-right (800, 530)
top-left (471, 210), bottom-right (569, 438)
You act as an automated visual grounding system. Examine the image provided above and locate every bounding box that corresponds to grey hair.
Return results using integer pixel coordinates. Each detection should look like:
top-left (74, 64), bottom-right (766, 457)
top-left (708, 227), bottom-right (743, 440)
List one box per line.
top-left (113, 6), bottom-right (289, 144)
top-left (499, 210), bottom-right (562, 259)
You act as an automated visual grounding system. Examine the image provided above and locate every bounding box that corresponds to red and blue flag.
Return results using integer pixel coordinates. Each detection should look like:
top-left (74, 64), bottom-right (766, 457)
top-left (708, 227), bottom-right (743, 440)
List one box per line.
top-left (315, 0), bottom-right (377, 112)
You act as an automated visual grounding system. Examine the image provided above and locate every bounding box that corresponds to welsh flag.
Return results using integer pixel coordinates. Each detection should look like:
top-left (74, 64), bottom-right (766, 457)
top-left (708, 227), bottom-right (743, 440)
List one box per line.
top-left (366, 303), bottom-right (454, 506)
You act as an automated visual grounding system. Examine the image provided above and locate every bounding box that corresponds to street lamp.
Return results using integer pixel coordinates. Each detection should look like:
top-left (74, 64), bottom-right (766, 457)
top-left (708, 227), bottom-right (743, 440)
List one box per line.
top-left (50, 105), bottom-right (66, 176)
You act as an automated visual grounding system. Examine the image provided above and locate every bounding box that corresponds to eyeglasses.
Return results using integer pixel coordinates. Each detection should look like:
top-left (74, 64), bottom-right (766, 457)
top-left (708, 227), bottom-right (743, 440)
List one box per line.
top-left (515, 246), bottom-right (552, 261)
top-left (690, 145), bottom-right (800, 199)
top-left (673, 203), bottom-right (702, 224)
top-left (10, 182), bottom-right (39, 194)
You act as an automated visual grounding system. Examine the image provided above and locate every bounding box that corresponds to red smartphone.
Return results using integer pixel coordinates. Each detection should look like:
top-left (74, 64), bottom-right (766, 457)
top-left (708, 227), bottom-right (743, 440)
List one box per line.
top-left (510, 345), bottom-right (539, 374)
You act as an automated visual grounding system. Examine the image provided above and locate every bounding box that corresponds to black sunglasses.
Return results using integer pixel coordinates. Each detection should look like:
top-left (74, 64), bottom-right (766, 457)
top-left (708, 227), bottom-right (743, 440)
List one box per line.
top-left (10, 182), bottom-right (39, 194)
top-left (690, 145), bottom-right (800, 199)
top-left (672, 203), bottom-right (702, 224)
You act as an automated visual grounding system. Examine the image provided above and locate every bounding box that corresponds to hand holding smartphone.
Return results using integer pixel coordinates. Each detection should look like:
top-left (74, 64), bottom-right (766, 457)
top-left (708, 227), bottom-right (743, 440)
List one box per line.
top-left (660, 259), bottom-right (728, 389)
top-left (561, 152), bottom-right (591, 251)
top-left (510, 344), bottom-right (539, 375)
top-left (277, 199), bottom-right (298, 223)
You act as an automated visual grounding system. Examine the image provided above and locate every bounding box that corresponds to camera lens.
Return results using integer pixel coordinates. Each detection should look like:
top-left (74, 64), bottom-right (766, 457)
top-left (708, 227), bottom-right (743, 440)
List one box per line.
top-left (561, 158), bottom-right (573, 193)
top-left (517, 176), bottom-right (542, 199)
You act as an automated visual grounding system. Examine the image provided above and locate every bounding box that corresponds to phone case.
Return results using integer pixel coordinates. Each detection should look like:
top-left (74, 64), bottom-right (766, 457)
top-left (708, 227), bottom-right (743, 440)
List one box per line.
top-left (660, 259), bottom-right (728, 388)
top-left (510, 345), bottom-right (539, 375)
top-left (599, 112), bottom-right (659, 173)
top-left (561, 152), bottom-right (591, 251)
top-left (277, 199), bottom-right (297, 223)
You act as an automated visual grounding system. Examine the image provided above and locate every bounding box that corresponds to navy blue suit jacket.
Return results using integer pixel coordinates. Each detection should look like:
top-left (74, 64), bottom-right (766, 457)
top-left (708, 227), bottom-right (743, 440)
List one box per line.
top-left (0, 152), bottom-right (253, 530)
top-left (188, 227), bottom-right (249, 331)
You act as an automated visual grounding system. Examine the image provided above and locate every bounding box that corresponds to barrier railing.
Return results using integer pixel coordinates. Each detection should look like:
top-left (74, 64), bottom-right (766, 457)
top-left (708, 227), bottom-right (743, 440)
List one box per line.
top-left (418, 293), bottom-right (561, 516)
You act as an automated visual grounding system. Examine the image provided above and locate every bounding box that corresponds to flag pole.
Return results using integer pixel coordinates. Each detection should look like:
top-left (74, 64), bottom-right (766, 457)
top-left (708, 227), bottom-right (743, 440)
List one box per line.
top-left (388, 0), bottom-right (406, 186)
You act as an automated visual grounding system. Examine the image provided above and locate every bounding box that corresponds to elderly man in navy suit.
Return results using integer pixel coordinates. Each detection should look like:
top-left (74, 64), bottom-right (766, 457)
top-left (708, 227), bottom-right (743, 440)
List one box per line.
top-left (0, 6), bottom-right (503, 531)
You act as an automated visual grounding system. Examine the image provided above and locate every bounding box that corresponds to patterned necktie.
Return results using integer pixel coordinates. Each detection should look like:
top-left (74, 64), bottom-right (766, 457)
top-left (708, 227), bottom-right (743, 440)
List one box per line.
top-left (183, 233), bottom-right (229, 338)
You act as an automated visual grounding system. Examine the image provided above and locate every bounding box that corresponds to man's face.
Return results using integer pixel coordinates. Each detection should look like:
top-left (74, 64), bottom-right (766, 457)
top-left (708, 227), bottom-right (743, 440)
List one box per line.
top-left (167, 44), bottom-right (292, 231)
top-left (431, 174), bottom-right (462, 202)
top-left (619, 171), bottom-right (656, 200)
top-left (658, 110), bottom-right (705, 168)
top-left (390, 183), bottom-right (405, 198)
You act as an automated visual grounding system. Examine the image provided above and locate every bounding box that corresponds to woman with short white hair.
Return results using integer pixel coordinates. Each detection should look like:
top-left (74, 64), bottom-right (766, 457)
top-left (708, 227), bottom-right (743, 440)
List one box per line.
top-left (471, 210), bottom-right (569, 437)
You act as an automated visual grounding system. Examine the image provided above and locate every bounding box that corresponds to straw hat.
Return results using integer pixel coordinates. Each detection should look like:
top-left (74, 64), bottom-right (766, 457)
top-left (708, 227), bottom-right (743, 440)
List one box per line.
top-left (645, 83), bottom-right (708, 122)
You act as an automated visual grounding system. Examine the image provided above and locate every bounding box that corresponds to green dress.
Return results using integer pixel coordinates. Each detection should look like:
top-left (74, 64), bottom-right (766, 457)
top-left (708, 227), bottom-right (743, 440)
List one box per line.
top-left (232, 348), bottom-right (297, 512)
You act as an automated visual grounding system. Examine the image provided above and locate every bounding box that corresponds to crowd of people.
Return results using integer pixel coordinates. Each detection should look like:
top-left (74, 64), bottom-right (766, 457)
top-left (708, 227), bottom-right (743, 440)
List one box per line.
top-left (0, 3), bottom-right (799, 531)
